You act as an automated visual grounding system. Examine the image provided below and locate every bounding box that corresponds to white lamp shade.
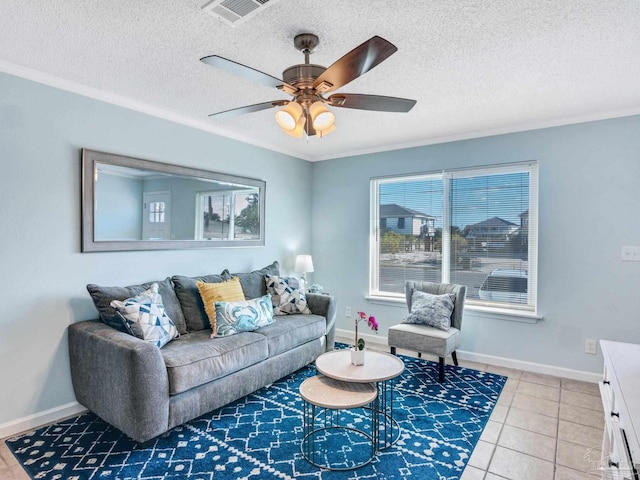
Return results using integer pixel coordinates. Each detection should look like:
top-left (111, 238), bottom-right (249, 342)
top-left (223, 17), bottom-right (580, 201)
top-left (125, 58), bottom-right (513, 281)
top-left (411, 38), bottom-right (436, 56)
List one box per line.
top-left (275, 101), bottom-right (304, 131)
top-left (282, 114), bottom-right (306, 138)
top-left (317, 123), bottom-right (336, 138)
top-left (309, 101), bottom-right (335, 130)
top-left (295, 254), bottom-right (314, 273)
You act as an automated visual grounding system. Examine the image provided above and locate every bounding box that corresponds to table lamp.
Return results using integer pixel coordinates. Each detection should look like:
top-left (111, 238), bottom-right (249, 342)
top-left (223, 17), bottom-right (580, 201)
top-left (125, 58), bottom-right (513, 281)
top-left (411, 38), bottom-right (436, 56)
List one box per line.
top-left (295, 254), bottom-right (314, 283)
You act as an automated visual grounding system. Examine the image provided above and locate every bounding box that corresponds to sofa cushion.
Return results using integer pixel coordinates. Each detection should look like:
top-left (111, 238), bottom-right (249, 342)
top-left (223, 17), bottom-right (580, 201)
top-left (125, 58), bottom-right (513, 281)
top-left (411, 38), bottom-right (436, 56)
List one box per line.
top-left (172, 271), bottom-right (232, 332)
top-left (196, 277), bottom-right (245, 337)
top-left (160, 330), bottom-right (268, 395)
top-left (265, 275), bottom-right (311, 315)
top-left (215, 294), bottom-right (275, 337)
top-left (253, 314), bottom-right (326, 357)
top-left (87, 278), bottom-right (187, 334)
top-left (230, 261), bottom-right (279, 300)
top-left (110, 283), bottom-right (179, 348)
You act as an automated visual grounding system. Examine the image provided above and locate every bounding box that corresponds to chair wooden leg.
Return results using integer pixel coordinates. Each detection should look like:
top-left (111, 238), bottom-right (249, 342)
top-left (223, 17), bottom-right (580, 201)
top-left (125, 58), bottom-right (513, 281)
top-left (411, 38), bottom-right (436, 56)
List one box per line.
top-left (452, 351), bottom-right (459, 366)
top-left (438, 357), bottom-right (445, 383)
top-left (390, 346), bottom-right (396, 355)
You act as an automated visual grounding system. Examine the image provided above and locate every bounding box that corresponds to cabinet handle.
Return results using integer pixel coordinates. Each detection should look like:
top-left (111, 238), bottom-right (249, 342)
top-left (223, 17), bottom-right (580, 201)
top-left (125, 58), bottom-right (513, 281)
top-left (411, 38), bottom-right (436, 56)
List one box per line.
top-left (611, 411), bottom-right (620, 418)
top-left (608, 459), bottom-right (619, 468)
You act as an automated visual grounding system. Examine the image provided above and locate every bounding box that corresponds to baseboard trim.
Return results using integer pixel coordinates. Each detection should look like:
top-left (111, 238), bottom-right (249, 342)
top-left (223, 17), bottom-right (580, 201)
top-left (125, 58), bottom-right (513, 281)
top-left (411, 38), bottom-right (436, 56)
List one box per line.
top-left (0, 402), bottom-right (87, 440)
top-left (335, 329), bottom-right (601, 383)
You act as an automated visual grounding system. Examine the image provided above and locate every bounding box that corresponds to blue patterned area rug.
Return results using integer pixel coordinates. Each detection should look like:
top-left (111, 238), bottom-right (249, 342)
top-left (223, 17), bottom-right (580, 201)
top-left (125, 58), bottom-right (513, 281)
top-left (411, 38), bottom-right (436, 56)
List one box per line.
top-left (8, 351), bottom-right (505, 480)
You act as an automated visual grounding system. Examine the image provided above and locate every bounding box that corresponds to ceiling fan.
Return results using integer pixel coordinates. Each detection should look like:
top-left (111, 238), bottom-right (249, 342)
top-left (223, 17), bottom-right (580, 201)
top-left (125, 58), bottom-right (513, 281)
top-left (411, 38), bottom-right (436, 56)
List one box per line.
top-left (200, 33), bottom-right (417, 138)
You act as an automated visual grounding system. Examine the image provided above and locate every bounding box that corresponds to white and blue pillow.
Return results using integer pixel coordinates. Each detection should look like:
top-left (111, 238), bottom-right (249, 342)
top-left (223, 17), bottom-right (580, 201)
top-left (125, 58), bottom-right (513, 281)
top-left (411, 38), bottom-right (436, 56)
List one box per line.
top-left (110, 283), bottom-right (179, 348)
top-left (215, 294), bottom-right (275, 337)
top-left (402, 289), bottom-right (456, 331)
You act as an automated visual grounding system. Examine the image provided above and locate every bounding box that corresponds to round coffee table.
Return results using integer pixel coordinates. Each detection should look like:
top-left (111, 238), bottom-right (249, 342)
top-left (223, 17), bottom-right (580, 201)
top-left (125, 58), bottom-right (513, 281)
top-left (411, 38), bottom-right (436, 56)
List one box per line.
top-left (299, 375), bottom-right (378, 470)
top-left (315, 349), bottom-right (404, 450)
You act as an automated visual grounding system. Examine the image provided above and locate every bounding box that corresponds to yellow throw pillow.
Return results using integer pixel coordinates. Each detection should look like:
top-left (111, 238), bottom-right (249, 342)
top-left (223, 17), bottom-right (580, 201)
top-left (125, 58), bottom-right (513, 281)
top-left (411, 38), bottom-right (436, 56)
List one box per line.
top-left (197, 277), bottom-right (245, 337)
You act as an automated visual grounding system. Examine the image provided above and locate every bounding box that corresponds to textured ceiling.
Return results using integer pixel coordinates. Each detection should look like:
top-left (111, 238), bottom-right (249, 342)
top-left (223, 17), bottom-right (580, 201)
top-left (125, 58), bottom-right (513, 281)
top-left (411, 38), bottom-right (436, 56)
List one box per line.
top-left (1, 1), bottom-right (640, 161)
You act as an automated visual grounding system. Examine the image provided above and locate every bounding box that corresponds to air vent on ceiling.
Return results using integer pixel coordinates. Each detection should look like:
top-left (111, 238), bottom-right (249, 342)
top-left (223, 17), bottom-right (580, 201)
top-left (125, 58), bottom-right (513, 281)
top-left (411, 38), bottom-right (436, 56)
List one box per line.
top-left (202, 0), bottom-right (279, 26)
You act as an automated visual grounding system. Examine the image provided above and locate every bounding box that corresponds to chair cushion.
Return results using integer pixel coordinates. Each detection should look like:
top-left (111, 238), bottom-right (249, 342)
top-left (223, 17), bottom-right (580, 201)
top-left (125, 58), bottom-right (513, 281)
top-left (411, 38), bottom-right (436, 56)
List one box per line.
top-left (388, 324), bottom-right (460, 358)
top-left (402, 290), bottom-right (456, 331)
top-left (161, 330), bottom-right (268, 395)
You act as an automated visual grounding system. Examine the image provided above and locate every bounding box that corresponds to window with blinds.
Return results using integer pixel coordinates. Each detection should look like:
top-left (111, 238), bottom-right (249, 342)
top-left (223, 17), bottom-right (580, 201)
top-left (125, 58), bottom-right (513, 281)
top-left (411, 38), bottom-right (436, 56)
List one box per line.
top-left (370, 162), bottom-right (538, 313)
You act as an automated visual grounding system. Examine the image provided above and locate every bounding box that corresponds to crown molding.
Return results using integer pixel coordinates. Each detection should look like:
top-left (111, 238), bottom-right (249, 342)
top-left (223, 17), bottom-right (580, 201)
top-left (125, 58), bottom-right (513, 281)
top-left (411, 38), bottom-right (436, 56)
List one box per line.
top-left (0, 60), bottom-right (314, 162)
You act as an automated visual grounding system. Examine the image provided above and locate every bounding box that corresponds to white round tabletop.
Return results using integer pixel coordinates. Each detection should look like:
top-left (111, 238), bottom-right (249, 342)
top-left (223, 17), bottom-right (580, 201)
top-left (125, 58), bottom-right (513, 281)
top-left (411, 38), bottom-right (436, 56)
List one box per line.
top-left (315, 349), bottom-right (405, 383)
top-left (299, 375), bottom-right (377, 409)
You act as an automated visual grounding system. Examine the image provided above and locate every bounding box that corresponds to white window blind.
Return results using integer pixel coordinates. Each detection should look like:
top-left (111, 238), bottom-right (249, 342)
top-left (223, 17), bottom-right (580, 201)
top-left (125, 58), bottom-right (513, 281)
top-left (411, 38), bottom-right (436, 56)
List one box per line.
top-left (370, 162), bottom-right (538, 313)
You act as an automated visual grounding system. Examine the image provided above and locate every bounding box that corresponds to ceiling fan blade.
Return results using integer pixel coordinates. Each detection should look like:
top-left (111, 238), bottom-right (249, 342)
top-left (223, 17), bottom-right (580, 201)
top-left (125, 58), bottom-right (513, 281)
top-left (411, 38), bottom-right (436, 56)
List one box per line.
top-left (208, 100), bottom-right (287, 119)
top-left (312, 36), bottom-right (398, 94)
top-left (200, 55), bottom-right (294, 90)
top-left (328, 94), bottom-right (416, 112)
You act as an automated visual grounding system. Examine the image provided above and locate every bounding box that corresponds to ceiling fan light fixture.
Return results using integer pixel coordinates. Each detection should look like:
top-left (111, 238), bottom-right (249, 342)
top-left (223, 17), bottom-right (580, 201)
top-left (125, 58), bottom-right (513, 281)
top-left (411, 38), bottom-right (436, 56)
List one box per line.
top-left (309, 101), bottom-right (335, 130)
top-left (282, 113), bottom-right (306, 138)
top-left (317, 123), bottom-right (336, 138)
top-left (275, 101), bottom-right (303, 131)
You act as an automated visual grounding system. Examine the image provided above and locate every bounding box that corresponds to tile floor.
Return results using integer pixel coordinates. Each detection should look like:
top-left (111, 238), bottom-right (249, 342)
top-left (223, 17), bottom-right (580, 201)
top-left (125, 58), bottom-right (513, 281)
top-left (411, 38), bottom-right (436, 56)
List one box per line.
top-left (0, 353), bottom-right (605, 480)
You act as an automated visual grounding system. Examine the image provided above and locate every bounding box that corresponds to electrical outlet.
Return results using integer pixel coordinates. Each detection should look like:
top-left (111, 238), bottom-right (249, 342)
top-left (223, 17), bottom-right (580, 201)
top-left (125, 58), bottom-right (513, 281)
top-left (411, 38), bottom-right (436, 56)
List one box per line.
top-left (585, 339), bottom-right (597, 355)
top-left (345, 306), bottom-right (352, 317)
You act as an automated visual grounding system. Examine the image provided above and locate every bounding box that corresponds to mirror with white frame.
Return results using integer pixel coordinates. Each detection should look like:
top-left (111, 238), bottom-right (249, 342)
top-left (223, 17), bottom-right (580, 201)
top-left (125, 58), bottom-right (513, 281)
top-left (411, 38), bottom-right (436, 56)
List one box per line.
top-left (81, 149), bottom-right (265, 252)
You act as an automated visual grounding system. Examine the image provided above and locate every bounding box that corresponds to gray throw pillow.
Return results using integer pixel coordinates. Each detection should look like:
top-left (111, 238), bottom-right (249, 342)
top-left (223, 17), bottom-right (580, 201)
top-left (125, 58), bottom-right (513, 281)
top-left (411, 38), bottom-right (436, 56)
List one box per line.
top-left (230, 261), bottom-right (280, 300)
top-left (87, 277), bottom-right (187, 334)
top-left (402, 289), bottom-right (456, 331)
top-left (171, 270), bottom-right (232, 332)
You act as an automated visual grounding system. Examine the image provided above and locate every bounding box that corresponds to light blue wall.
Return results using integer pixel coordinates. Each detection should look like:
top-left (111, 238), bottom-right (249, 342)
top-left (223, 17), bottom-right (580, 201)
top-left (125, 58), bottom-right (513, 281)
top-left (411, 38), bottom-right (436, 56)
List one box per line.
top-left (0, 72), bottom-right (312, 426)
top-left (95, 173), bottom-right (142, 240)
top-left (311, 115), bottom-right (640, 374)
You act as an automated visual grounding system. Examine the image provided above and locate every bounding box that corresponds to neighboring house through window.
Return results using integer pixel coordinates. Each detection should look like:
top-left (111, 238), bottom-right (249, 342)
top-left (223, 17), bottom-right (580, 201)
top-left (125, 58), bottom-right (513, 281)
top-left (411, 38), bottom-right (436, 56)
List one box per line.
top-left (370, 161), bottom-right (538, 313)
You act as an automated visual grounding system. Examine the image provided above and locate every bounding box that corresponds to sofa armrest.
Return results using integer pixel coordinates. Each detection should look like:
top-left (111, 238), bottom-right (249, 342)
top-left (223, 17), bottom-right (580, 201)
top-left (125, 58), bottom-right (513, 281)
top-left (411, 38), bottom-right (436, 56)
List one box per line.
top-left (306, 293), bottom-right (336, 351)
top-left (68, 320), bottom-right (170, 443)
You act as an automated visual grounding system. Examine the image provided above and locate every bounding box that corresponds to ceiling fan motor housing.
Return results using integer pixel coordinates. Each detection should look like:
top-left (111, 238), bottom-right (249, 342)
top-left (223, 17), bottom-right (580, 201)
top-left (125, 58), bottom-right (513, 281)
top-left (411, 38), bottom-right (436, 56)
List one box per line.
top-left (282, 64), bottom-right (326, 89)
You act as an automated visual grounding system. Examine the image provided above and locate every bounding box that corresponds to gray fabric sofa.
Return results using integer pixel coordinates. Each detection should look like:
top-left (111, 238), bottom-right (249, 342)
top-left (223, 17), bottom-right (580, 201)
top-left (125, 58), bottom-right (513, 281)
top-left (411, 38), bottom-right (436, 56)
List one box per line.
top-left (68, 261), bottom-right (336, 443)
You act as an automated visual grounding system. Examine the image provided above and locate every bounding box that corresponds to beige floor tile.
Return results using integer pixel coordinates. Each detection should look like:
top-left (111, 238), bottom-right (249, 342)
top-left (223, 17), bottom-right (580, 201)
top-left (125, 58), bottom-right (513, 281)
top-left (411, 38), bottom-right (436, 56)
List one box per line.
top-left (556, 439), bottom-right (601, 472)
top-left (511, 392), bottom-right (560, 418)
top-left (488, 446), bottom-right (555, 480)
top-left (555, 465), bottom-right (601, 479)
top-left (497, 388), bottom-right (515, 406)
top-left (485, 474), bottom-right (509, 480)
top-left (561, 378), bottom-right (600, 396)
top-left (480, 420), bottom-right (503, 443)
top-left (521, 371), bottom-right (561, 387)
top-left (560, 390), bottom-right (603, 412)
top-left (505, 407), bottom-right (558, 437)
top-left (497, 424), bottom-right (556, 462)
top-left (490, 404), bottom-right (509, 423)
top-left (517, 380), bottom-right (560, 402)
top-left (559, 403), bottom-right (604, 429)
top-left (0, 443), bottom-right (18, 468)
top-left (461, 465), bottom-right (486, 480)
top-left (485, 365), bottom-right (523, 379)
top-left (558, 420), bottom-right (603, 448)
top-left (468, 440), bottom-right (495, 470)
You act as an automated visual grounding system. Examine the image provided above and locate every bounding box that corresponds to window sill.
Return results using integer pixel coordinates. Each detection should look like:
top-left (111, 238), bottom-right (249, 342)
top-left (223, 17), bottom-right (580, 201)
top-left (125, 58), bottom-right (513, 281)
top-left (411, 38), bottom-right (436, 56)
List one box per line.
top-left (365, 295), bottom-right (542, 324)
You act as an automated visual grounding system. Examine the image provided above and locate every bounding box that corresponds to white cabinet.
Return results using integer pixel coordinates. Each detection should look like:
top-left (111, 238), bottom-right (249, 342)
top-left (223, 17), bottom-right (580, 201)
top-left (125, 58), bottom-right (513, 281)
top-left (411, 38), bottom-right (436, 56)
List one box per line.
top-left (600, 340), bottom-right (640, 480)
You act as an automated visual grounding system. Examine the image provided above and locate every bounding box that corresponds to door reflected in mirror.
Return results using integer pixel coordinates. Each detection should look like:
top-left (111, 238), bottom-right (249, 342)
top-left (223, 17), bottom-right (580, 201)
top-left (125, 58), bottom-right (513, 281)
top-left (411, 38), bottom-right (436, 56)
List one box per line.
top-left (83, 149), bottom-right (265, 251)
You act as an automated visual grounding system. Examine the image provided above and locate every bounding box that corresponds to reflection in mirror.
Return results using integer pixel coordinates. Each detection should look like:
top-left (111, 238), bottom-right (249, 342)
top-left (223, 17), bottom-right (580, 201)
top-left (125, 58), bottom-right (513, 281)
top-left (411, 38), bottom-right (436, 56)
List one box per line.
top-left (82, 149), bottom-right (265, 252)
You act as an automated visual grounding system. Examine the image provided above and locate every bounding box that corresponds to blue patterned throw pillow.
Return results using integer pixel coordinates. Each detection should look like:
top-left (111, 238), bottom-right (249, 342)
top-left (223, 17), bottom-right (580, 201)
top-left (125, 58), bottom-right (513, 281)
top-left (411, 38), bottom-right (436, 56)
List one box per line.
top-left (110, 283), bottom-right (180, 348)
top-left (265, 275), bottom-right (312, 315)
top-left (402, 289), bottom-right (456, 331)
top-left (214, 294), bottom-right (275, 337)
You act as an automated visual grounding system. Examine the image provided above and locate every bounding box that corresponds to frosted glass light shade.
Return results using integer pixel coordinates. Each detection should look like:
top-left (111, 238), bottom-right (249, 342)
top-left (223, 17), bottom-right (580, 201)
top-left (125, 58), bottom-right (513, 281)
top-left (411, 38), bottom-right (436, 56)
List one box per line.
top-left (283, 114), bottom-right (306, 138)
top-left (309, 101), bottom-right (335, 130)
top-left (275, 101), bottom-right (303, 131)
top-left (295, 254), bottom-right (314, 273)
